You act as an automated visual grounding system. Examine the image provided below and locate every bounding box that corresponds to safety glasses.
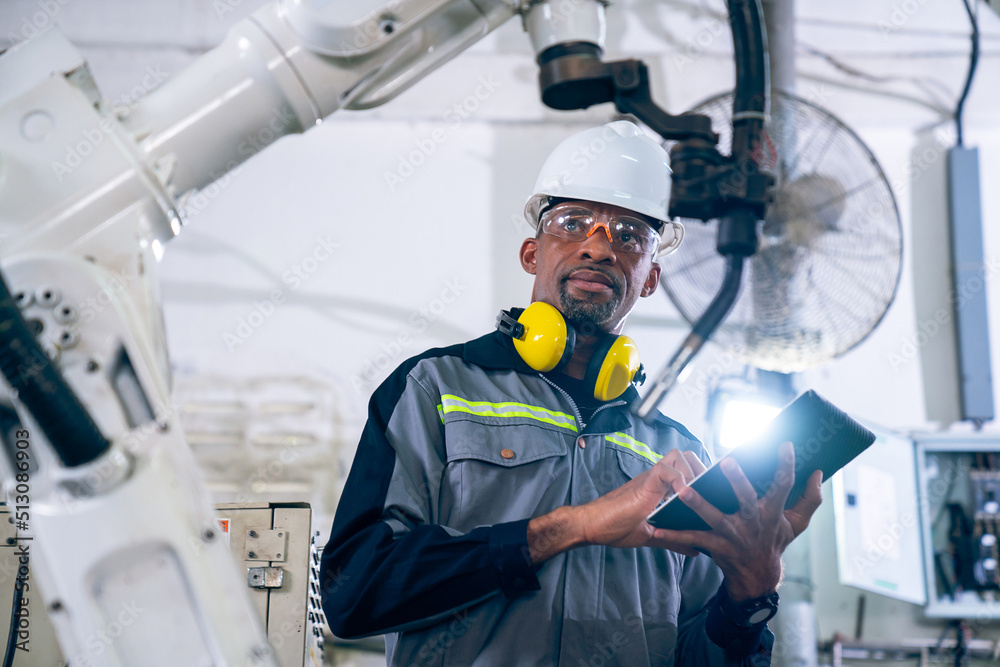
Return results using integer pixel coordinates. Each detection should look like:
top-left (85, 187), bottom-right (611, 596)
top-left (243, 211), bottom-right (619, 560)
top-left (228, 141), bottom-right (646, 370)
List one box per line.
top-left (539, 204), bottom-right (662, 255)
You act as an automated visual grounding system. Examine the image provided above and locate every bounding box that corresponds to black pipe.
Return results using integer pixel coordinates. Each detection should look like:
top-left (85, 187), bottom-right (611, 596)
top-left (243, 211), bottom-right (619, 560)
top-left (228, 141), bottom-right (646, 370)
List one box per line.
top-left (633, 1), bottom-right (769, 421)
top-left (728, 0), bottom-right (769, 160)
top-left (722, 0), bottom-right (768, 257)
top-left (633, 254), bottom-right (746, 421)
top-left (0, 268), bottom-right (110, 467)
top-left (693, 254), bottom-right (746, 341)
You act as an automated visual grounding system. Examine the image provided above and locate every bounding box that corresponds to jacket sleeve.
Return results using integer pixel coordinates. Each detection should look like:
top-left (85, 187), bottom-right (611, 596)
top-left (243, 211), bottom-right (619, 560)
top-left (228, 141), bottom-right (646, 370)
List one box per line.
top-left (675, 554), bottom-right (774, 666)
top-left (319, 362), bottom-right (540, 639)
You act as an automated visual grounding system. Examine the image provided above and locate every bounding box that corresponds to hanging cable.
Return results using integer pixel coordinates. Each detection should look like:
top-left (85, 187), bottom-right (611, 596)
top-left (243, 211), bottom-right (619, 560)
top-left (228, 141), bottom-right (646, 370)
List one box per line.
top-left (955, 0), bottom-right (980, 146)
top-left (798, 42), bottom-right (955, 114)
top-left (2, 580), bottom-right (23, 667)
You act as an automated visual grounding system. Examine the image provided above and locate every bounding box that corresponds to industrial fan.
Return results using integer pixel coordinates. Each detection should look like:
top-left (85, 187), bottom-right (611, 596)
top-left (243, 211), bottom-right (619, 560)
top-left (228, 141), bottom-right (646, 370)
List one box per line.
top-left (660, 92), bottom-right (903, 372)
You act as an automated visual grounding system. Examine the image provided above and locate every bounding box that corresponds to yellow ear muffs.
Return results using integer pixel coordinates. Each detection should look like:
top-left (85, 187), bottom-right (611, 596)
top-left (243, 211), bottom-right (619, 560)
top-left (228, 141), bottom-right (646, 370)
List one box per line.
top-left (496, 304), bottom-right (645, 401)
top-left (584, 334), bottom-right (643, 402)
top-left (496, 302), bottom-right (576, 372)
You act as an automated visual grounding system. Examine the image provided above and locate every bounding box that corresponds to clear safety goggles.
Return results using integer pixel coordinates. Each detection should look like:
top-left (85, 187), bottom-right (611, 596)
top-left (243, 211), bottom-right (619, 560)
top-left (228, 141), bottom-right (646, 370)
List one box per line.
top-left (539, 203), bottom-right (663, 255)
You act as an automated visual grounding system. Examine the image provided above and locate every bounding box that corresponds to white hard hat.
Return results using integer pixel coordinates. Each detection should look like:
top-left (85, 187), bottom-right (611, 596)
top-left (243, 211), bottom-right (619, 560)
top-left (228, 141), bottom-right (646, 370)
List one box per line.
top-left (524, 120), bottom-right (685, 257)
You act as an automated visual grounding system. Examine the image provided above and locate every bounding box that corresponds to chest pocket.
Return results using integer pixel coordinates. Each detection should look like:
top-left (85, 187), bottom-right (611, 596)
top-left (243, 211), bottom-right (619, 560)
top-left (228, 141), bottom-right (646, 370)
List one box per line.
top-left (439, 406), bottom-right (574, 531)
top-left (600, 432), bottom-right (662, 495)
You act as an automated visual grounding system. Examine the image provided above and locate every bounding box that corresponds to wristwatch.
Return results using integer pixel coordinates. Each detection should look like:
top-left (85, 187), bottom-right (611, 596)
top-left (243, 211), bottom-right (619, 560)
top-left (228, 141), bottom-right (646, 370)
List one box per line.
top-left (716, 589), bottom-right (780, 628)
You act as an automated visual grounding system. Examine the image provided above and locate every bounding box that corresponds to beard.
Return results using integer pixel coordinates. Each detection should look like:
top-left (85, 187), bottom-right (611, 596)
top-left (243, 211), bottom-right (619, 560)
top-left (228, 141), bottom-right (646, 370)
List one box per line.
top-left (558, 270), bottom-right (623, 335)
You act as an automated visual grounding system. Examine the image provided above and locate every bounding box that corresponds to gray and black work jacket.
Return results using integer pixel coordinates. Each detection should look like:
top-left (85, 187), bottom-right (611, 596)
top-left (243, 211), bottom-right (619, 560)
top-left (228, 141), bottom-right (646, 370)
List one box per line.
top-left (321, 330), bottom-right (774, 666)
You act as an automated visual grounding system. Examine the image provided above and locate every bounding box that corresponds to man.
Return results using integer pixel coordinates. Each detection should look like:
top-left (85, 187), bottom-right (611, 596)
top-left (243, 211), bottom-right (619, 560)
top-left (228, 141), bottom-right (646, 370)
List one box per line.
top-left (321, 121), bottom-right (823, 666)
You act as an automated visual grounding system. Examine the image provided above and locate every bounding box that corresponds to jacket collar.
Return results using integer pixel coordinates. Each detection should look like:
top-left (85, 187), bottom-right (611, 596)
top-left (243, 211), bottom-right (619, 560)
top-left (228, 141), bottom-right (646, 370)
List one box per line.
top-left (464, 329), bottom-right (667, 427)
top-left (463, 329), bottom-right (536, 374)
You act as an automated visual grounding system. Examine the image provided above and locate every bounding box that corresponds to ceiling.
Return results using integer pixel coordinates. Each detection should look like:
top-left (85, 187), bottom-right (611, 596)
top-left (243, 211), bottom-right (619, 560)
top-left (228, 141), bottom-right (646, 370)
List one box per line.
top-left (1, 0), bottom-right (997, 136)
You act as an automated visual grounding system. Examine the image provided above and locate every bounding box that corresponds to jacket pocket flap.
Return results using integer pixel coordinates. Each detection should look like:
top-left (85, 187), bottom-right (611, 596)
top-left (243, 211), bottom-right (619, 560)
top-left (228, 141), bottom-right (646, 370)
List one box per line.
top-left (445, 420), bottom-right (569, 466)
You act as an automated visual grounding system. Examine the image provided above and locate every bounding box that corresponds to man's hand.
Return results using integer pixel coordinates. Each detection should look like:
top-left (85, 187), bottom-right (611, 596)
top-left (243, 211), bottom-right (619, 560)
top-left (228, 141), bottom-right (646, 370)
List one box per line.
top-left (655, 442), bottom-right (823, 601)
top-left (525, 442), bottom-right (824, 603)
top-left (526, 450), bottom-right (704, 563)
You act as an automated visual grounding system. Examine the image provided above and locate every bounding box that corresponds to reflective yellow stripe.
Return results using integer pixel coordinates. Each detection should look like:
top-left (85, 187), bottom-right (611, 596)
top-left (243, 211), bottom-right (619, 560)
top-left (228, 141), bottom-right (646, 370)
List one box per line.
top-left (605, 432), bottom-right (663, 464)
top-left (439, 394), bottom-right (577, 432)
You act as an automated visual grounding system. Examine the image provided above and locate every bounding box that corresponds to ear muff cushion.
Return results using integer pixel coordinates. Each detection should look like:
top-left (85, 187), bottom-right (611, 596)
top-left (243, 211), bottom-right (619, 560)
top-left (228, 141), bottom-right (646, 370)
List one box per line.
top-left (585, 335), bottom-right (641, 402)
top-left (511, 302), bottom-right (576, 372)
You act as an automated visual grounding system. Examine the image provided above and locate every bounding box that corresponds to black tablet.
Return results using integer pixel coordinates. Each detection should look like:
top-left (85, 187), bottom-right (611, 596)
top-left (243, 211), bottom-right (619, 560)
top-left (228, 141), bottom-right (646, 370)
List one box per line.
top-left (646, 390), bottom-right (876, 531)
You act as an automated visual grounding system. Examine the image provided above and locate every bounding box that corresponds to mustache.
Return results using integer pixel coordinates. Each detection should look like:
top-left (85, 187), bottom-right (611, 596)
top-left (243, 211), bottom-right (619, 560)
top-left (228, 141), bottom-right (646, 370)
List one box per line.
top-left (560, 266), bottom-right (623, 294)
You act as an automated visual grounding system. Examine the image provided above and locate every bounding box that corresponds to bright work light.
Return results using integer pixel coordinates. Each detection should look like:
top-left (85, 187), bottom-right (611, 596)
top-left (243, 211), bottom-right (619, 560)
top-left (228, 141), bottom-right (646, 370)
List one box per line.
top-left (707, 370), bottom-right (794, 454)
top-left (716, 398), bottom-right (782, 451)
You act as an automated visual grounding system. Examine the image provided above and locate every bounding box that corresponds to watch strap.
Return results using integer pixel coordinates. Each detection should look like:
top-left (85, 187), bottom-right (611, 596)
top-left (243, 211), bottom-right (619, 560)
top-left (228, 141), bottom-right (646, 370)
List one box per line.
top-left (717, 588), bottom-right (780, 628)
top-left (705, 588), bottom-right (774, 657)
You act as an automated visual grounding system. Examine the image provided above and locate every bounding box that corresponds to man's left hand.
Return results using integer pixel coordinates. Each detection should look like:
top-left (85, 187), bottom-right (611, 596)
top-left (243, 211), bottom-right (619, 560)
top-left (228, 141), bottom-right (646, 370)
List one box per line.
top-left (651, 441), bottom-right (823, 602)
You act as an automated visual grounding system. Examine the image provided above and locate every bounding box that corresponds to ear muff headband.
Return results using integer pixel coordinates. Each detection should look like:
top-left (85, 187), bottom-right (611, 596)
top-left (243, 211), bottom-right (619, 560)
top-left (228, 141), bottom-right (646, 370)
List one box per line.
top-left (497, 303), bottom-right (643, 401)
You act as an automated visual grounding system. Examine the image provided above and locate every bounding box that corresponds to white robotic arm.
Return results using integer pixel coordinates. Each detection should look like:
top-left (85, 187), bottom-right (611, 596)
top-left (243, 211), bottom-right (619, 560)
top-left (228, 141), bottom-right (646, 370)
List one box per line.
top-left (0, 1), bottom-right (608, 665)
top-left (122, 0), bottom-right (608, 213)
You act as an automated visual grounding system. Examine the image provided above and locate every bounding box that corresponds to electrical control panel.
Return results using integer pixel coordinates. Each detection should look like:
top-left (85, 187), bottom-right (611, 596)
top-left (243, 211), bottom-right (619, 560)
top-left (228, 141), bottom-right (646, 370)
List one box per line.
top-left (917, 435), bottom-right (1000, 618)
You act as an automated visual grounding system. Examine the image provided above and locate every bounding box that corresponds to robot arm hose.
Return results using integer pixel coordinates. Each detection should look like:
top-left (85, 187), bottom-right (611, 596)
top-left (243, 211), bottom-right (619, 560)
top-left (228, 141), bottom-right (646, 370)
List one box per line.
top-left (0, 268), bottom-right (109, 467)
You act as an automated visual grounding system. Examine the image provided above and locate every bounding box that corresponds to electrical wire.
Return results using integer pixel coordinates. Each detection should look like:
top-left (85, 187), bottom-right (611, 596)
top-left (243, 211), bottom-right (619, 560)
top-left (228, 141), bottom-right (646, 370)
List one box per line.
top-left (678, 0), bottom-right (991, 122)
top-left (2, 578), bottom-right (23, 667)
top-left (932, 465), bottom-right (960, 527)
top-left (799, 73), bottom-right (955, 117)
top-left (797, 16), bottom-right (1000, 41)
top-left (955, 0), bottom-right (981, 146)
top-left (798, 42), bottom-right (956, 114)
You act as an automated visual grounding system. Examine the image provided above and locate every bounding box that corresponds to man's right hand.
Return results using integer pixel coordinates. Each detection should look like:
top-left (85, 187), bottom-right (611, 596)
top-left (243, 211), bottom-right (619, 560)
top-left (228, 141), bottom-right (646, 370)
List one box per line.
top-left (526, 450), bottom-right (705, 564)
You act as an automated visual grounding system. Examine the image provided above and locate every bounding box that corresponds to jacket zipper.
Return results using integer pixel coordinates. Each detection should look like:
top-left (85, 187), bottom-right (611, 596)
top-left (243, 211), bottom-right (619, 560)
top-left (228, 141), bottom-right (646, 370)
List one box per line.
top-left (538, 374), bottom-right (626, 433)
top-left (589, 401), bottom-right (626, 425)
top-left (538, 374), bottom-right (586, 430)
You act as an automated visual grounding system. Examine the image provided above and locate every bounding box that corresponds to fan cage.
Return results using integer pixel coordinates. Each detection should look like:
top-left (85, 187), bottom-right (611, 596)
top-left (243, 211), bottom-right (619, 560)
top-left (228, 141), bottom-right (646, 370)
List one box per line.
top-left (660, 92), bottom-right (903, 372)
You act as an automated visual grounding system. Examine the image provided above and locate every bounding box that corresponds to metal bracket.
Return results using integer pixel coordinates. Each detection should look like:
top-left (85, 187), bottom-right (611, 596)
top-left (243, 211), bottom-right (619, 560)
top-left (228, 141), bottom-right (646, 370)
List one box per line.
top-left (244, 528), bottom-right (288, 562)
top-left (247, 567), bottom-right (284, 589)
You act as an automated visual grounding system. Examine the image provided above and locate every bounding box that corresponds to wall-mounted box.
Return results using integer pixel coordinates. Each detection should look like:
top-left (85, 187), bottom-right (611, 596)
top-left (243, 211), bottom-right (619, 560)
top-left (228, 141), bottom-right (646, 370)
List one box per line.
top-left (916, 434), bottom-right (1000, 619)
